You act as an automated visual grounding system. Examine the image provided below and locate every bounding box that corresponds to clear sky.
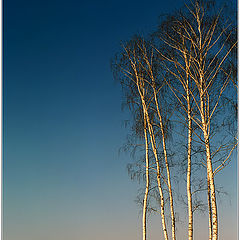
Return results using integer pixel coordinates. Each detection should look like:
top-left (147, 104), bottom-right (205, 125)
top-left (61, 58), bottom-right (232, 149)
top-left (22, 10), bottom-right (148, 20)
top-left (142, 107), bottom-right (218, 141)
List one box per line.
top-left (3, 0), bottom-right (237, 240)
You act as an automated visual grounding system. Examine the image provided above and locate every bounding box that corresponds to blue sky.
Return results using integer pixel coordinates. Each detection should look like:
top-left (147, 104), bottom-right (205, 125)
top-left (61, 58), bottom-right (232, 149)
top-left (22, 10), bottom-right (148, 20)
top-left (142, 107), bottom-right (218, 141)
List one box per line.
top-left (3, 0), bottom-right (237, 239)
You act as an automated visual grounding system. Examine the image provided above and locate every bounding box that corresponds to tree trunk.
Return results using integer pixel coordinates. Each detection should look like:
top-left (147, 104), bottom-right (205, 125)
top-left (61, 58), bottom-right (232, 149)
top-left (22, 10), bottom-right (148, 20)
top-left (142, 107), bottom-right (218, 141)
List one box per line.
top-left (145, 112), bottom-right (169, 240)
top-left (153, 88), bottom-right (176, 240)
top-left (207, 179), bottom-right (213, 240)
top-left (160, 122), bottom-right (176, 240)
top-left (142, 112), bottom-right (149, 240)
top-left (187, 107), bottom-right (193, 240)
top-left (204, 133), bottom-right (218, 240)
top-left (132, 58), bottom-right (169, 240)
top-left (142, 98), bottom-right (169, 240)
top-left (184, 47), bottom-right (193, 240)
top-left (199, 90), bottom-right (218, 240)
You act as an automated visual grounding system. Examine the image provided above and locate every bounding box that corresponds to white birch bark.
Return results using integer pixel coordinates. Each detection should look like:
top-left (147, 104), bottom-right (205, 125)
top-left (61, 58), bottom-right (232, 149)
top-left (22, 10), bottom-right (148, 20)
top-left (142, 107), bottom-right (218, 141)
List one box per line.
top-left (145, 54), bottom-right (176, 240)
top-left (199, 84), bottom-right (218, 240)
top-left (207, 179), bottom-right (213, 240)
top-left (157, 111), bottom-right (176, 240)
top-left (130, 58), bottom-right (169, 240)
top-left (203, 130), bottom-right (218, 240)
top-left (142, 112), bottom-right (149, 240)
top-left (141, 97), bottom-right (169, 240)
top-left (187, 97), bottom-right (193, 240)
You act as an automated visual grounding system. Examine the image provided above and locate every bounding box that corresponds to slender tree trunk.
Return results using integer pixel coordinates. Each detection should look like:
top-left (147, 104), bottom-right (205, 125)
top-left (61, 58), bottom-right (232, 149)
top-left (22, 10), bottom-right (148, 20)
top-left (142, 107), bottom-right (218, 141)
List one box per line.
top-left (197, 11), bottom-right (218, 231)
top-left (183, 47), bottom-right (193, 240)
top-left (152, 88), bottom-right (176, 240)
top-left (130, 55), bottom-right (169, 240)
top-left (187, 100), bottom-right (193, 240)
top-left (142, 112), bottom-right (149, 240)
top-left (160, 121), bottom-right (176, 240)
top-left (141, 96), bottom-right (169, 240)
top-left (204, 132), bottom-right (218, 240)
top-left (146, 57), bottom-right (176, 238)
top-left (199, 89), bottom-right (218, 240)
top-left (207, 179), bottom-right (213, 240)
top-left (143, 103), bottom-right (169, 240)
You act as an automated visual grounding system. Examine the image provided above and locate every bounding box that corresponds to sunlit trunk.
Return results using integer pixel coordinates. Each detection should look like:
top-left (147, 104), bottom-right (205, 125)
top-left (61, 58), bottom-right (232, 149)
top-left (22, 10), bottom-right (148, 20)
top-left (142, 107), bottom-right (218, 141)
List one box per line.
top-left (142, 99), bottom-right (169, 240)
top-left (187, 102), bottom-right (193, 240)
top-left (152, 86), bottom-right (176, 240)
top-left (130, 52), bottom-right (169, 240)
top-left (204, 133), bottom-right (218, 240)
top-left (199, 86), bottom-right (218, 240)
top-left (184, 47), bottom-right (193, 240)
top-left (142, 113), bottom-right (149, 240)
top-left (207, 179), bottom-right (213, 240)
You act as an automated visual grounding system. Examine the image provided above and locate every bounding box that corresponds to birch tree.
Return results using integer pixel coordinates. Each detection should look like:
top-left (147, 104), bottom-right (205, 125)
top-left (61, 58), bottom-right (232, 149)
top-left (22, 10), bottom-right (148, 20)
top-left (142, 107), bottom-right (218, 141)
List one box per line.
top-left (153, 1), bottom-right (237, 239)
top-left (112, 36), bottom-right (177, 240)
top-left (112, 1), bottom-right (236, 240)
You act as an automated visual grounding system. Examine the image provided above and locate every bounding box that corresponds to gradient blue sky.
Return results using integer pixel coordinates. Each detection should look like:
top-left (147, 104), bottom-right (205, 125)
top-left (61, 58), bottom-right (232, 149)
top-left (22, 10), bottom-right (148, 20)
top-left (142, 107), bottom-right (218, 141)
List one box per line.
top-left (3, 0), bottom-right (237, 239)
